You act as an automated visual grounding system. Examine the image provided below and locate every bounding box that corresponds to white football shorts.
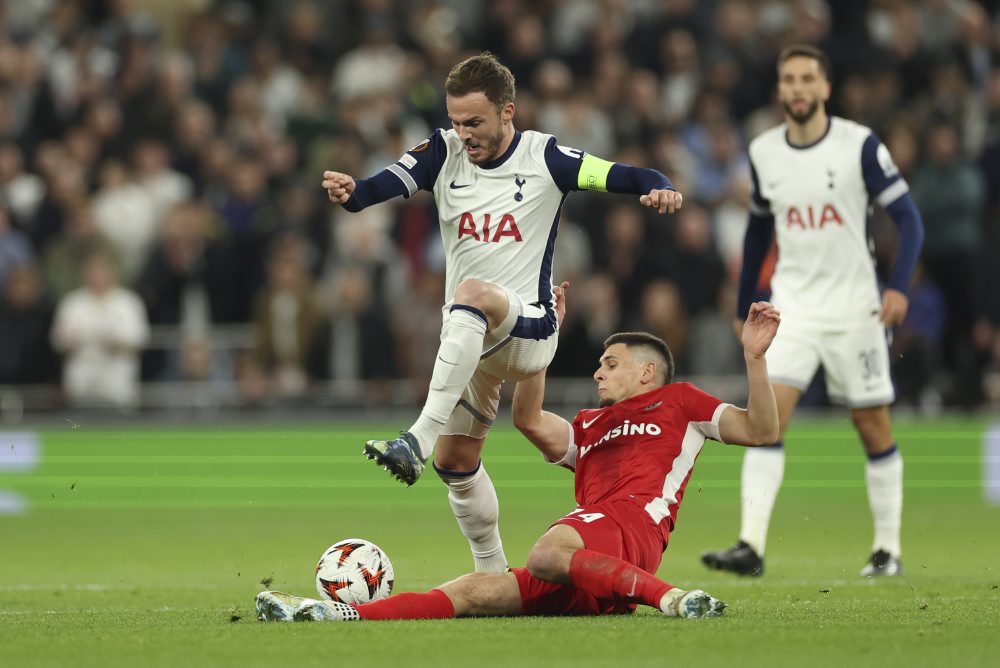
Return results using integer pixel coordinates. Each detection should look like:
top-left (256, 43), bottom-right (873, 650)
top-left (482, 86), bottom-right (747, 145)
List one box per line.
top-left (442, 286), bottom-right (559, 439)
top-left (765, 314), bottom-right (895, 408)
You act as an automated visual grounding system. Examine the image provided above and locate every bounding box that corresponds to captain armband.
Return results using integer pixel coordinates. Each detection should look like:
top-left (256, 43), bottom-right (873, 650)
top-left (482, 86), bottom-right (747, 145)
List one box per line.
top-left (576, 154), bottom-right (615, 192)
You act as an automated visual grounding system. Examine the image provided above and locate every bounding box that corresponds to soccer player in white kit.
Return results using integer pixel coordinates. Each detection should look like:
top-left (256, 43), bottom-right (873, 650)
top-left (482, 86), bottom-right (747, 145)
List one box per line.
top-left (321, 53), bottom-right (683, 573)
top-left (700, 45), bottom-right (924, 578)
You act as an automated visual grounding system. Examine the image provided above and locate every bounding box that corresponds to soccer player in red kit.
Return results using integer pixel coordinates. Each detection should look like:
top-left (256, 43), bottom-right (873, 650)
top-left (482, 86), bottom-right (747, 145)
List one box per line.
top-left (256, 291), bottom-right (781, 623)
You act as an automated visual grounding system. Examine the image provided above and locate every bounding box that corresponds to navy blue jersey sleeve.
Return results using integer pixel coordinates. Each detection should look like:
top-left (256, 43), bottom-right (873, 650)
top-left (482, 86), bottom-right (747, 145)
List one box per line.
top-left (736, 157), bottom-right (774, 318)
top-left (737, 211), bottom-right (775, 319)
top-left (543, 139), bottom-right (587, 193)
top-left (860, 132), bottom-right (924, 295)
top-left (542, 138), bottom-right (673, 194)
top-left (605, 163), bottom-right (673, 194)
top-left (748, 160), bottom-right (771, 216)
top-left (860, 133), bottom-right (908, 209)
top-left (343, 130), bottom-right (447, 212)
top-left (883, 193), bottom-right (925, 295)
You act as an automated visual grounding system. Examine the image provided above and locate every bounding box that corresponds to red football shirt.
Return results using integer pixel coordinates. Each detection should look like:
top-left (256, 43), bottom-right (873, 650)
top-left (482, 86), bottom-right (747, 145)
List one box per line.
top-left (564, 382), bottom-right (730, 540)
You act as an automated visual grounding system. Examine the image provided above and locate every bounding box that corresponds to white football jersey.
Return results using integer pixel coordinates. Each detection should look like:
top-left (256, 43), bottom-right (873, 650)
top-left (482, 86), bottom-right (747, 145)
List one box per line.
top-left (431, 130), bottom-right (564, 306)
top-left (749, 117), bottom-right (909, 325)
top-left (387, 129), bottom-right (602, 308)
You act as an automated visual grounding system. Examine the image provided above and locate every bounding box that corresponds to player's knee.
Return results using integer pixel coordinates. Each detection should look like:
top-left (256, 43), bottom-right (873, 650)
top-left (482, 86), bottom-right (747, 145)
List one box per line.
top-left (526, 544), bottom-right (564, 582)
top-left (454, 278), bottom-right (492, 308)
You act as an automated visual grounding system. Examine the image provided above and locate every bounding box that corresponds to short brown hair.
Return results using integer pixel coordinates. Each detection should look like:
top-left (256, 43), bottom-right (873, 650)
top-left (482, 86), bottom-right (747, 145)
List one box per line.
top-left (444, 52), bottom-right (516, 108)
top-left (777, 44), bottom-right (832, 80)
top-left (603, 332), bottom-right (675, 385)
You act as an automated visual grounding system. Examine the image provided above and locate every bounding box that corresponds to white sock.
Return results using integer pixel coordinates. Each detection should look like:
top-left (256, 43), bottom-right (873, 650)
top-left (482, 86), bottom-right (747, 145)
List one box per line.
top-left (408, 307), bottom-right (488, 459)
top-left (658, 588), bottom-right (684, 616)
top-left (739, 444), bottom-right (785, 556)
top-left (865, 445), bottom-right (903, 556)
top-left (437, 462), bottom-right (508, 573)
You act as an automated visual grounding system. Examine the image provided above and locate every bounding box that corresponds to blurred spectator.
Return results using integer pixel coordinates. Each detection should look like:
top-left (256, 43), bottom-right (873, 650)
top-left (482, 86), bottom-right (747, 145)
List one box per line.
top-left (688, 281), bottom-right (744, 376)
top-left (214, 160), bottom-right (280, 321)
top-left (92, 159), bottom-right (158, 283)
top-left (912, 121), bottom-right (986, 405)
top-left (597, 202), bottom-right (669, 314)
top-left (172, 100), bottom-right (218, 188)
top-left (670, 203), bottom-right (727, 318)
top-left (28, 146), bottom-right (88, 252)
top-left (250, 235), bottom-right (325, 398)
top-left (41, 202), bottom-right (118, 300)
top-left (0, 206), bottom-right (33, 287)
top-left (249, 37), bottom-right (306, 131)
top-left (549, 272), bottom-right (623, 378)
top-left (332, 18), bottom-right (406, 102)
top-left (137, 201), bottom-right (216, 334)
top-left (395, 269), bottom-right (445, 400)
top-left (630, 279), bottom-right (690, 374)
top-left (0, 265), bottom-right (57, 385)
top-left (660, 29), bottom-right (701, 125)
top-left (133, 138), bottom-right (194, 224)
top-left (50, 252), bottom-right (150, 409)
top-left (891, 263), bottom-right (947, 410)
top-left (322, 262), bottom-right (399, 402)
top-left (690, 120), bottom-right (748, 206)
top-left (0, 142), bottom-right (45, 228)
top-left (137, 201), bottom-right (223, 378)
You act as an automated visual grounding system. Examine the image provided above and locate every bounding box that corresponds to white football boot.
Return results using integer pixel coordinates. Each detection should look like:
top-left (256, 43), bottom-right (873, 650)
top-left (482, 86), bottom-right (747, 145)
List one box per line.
top-left (660, 588), bottom-right (727, 618)
top-left (255, 591), bottom-right (308, 622)
top-left (293, 598), bottom-right (361, 622)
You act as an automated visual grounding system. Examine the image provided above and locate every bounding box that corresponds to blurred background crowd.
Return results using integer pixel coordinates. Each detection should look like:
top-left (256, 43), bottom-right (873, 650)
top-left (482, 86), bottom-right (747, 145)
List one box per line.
top-left (0, 0), bottom-right (998, 417)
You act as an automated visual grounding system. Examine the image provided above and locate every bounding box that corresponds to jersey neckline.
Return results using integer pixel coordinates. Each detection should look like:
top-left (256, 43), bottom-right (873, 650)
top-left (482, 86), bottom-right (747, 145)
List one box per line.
top-left (783, 117), bottom-right (832, 150)
top-left (478, 130), bottom-right (522, 170)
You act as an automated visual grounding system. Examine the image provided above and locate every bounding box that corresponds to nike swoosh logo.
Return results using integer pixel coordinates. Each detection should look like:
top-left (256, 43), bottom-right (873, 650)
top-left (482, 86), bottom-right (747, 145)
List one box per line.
top-left (581, 416), bottom-right (600, 429)
top-left (449, 181), bottom-right (471, 189)
top-left (626, 574), bottom-right (637, 598)
top-left (437, 356), bottom-right (457, 365)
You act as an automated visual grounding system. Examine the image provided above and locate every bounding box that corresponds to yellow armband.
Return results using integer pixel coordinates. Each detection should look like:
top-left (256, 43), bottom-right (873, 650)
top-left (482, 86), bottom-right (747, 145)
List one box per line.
top-left (577, 154), bottom-right (615, 192)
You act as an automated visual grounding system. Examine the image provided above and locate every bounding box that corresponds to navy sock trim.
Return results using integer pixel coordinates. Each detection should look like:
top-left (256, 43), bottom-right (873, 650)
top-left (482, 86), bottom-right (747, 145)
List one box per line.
top-left (434, 460), bottom-right (482, 478)
top-left (867, 444), bottom-right (898, 461)
top-left (449, 304), bottom-right (488, 326)
top-left (761, 440), bottom-right (783, 450)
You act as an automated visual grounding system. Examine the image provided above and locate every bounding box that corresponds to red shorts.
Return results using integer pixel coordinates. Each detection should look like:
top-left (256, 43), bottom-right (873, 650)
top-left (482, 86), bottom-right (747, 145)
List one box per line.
top-left (513, 498), bottom-right (668, 616)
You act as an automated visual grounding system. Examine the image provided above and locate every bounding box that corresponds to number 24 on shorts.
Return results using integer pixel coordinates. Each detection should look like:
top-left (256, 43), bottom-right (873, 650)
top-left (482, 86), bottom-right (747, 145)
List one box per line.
top-left (566, 509), bottom-right (606, 524)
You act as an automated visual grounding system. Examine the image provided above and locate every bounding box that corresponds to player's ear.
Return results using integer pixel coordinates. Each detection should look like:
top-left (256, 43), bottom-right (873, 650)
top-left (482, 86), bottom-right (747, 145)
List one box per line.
top-left (501, 101), bottom-right (515, 124)
top-left (642, 361), bottom-right (656, 385)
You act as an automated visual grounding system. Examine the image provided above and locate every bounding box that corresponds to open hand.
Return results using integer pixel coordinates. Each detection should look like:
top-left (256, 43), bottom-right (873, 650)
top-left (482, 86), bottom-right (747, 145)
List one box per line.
top-left (553, 281), bottom-right (569, 327)
top-left (880, 288), bottom-right (908, 326)
top-left (741, 301), bottom-right (780, 359)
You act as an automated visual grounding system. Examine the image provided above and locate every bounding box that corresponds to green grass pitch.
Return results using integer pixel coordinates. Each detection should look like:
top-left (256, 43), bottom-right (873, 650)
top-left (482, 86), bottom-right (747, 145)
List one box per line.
top-left (1, 417), bottom-right (998, 667)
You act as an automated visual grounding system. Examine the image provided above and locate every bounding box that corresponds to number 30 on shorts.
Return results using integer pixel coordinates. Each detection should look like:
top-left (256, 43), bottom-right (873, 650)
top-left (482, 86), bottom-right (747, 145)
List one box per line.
top-left (565, 508), bottom-right (606, 524)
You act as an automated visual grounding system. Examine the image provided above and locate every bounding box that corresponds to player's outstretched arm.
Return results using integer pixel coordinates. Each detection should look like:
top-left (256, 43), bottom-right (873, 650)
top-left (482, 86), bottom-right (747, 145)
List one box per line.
top-left (512, 370), bottom-right (572, 463)
top-left (512, 280), bottom-right (572, 462)
top-left (718, 301), bottom-right (781, 446)
top-left (544, 142), bottom-right (682, 214)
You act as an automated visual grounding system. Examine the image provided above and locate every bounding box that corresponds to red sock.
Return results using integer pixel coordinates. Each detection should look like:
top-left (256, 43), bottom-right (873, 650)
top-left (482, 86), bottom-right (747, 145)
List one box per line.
top-left (568, 549), bottom-right (674, 609)
top-left (355, 589), bottom-right (455, 620)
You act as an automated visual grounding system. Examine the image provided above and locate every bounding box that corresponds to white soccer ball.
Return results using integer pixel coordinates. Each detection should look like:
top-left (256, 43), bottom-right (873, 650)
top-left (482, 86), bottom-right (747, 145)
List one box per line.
top-left (315, 538), bottom-right (394, 604)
